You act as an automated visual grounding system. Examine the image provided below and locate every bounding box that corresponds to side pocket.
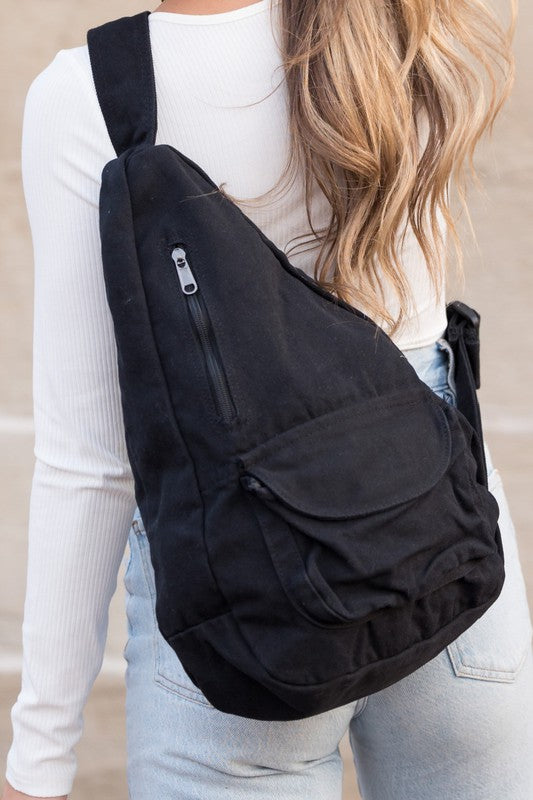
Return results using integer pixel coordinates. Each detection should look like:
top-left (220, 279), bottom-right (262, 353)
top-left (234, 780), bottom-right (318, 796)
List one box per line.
top-left (238, 391), bottom-right (456, 629)
top-left (130, 512), bottom-right (214, 707)
top-left (237, 386), bottom-right (504, 646)
top-left (446, 466), bottom-right (533, 682)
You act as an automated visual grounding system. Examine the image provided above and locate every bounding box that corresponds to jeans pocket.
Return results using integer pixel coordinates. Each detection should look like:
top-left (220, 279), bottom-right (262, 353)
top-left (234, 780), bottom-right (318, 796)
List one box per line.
top-left (446, 464), bottom-right (533, 682)
top-left (128, 509), bottom-right (214, 707)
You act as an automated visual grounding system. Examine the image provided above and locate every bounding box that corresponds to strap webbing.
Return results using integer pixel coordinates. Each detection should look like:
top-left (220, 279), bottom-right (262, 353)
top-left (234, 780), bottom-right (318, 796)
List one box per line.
top-left (444, 301), bottom-right (489, 488)
top-left (87, 11), bottom-right (157, 157)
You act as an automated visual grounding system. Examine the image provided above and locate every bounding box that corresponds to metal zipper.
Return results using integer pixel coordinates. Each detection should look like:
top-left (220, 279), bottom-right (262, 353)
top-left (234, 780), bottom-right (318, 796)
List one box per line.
top-left (171, 245), bottom-right (236, 425)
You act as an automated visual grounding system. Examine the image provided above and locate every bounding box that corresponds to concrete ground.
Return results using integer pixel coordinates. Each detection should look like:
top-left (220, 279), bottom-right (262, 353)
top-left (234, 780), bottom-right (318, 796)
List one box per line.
top-left (0, 1), bottom-right (531, 797)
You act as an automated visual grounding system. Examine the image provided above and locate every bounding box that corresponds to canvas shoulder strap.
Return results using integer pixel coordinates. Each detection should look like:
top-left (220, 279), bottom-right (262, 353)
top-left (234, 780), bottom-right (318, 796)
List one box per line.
top-left (87, 10), bottom-right (157, 157)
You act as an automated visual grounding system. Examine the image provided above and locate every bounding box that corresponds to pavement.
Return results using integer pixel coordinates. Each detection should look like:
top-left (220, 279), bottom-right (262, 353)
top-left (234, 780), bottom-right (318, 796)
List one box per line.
top-left (0, 1), bottom-right (531, 797)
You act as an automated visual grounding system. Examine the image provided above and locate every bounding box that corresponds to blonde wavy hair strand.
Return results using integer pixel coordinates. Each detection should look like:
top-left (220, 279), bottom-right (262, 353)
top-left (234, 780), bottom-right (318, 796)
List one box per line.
top-left (221, 0), bottom-right (516, 336)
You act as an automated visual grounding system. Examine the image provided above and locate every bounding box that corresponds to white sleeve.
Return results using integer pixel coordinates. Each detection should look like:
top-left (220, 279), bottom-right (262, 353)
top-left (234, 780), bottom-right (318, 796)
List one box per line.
top-left (4, 48), bottom-right (137, 797)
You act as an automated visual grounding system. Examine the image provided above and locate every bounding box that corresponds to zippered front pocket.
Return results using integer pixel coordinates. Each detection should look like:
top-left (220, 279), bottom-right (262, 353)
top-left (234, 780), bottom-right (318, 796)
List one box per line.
top-left (171, 244), bottom-right (237, 426)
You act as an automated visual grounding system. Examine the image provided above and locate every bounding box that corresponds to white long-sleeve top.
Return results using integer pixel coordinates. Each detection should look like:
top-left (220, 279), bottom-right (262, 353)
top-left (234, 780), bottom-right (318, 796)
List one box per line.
top-left (6, 1), bottom-right (448, 794)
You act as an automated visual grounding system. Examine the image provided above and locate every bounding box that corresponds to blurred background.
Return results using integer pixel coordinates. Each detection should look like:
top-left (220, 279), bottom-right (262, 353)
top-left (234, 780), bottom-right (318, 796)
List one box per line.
top-left (0, 1), bottom-right (531, 797)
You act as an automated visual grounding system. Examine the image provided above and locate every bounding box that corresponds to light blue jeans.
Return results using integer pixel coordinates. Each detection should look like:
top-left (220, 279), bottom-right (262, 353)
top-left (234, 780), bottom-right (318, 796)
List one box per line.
top-left (123, 338), bottom-right (533, 799)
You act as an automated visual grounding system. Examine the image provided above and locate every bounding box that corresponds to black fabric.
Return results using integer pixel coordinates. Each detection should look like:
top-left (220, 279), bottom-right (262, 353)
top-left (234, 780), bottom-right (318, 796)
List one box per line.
top-left (87, 12), bottom-right (506, 720)
top-left (87, 11), bottom-right (156, 156)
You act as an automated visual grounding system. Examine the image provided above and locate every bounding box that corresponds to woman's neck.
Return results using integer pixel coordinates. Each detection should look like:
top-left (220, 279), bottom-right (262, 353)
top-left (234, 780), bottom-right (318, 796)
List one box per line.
top-left (153, 0), bottom-right (263, 14)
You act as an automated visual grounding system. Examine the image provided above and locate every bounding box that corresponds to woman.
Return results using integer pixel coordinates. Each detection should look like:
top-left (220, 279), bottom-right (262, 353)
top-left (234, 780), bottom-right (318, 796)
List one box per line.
top-left (3, 0), bottom-right (533, 798)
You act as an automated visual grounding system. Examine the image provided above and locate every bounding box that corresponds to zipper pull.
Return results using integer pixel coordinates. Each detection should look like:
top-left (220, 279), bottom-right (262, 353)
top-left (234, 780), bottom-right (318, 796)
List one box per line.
top-left (171, 246), bottom-right (198, 295)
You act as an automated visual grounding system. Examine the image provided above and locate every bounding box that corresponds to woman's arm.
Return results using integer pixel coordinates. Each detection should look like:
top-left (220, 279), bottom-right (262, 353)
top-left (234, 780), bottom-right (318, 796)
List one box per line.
top-left (2, 47), bottom-right (137, 797)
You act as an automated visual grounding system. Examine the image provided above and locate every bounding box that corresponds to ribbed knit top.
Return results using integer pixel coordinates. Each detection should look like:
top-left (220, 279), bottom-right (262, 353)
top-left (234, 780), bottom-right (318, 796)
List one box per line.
top-left (6, 1), bottom-right (447, 794)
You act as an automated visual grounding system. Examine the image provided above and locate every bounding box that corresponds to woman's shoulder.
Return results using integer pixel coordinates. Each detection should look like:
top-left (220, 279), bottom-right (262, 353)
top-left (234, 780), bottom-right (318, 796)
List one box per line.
top-left (26, 44), bottom-right (94, 106)
top-left (23, 44), bottom-right (113, 166)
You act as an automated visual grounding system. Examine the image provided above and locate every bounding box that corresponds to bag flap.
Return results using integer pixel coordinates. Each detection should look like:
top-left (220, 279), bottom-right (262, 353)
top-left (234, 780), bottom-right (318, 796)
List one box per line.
top-left (238, 388), bottom-right (451, 519)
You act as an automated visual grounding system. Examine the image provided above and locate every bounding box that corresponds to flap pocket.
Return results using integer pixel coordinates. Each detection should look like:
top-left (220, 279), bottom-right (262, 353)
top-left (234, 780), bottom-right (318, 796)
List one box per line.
top-left (239, 388), bottom-right (451, 519)
top-left (237, 389), bottom-right (495, 628)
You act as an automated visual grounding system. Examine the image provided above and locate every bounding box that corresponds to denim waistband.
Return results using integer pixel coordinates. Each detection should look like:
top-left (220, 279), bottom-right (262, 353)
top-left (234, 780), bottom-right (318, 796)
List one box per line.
top-left (401, 338), bottom-right (457, 405)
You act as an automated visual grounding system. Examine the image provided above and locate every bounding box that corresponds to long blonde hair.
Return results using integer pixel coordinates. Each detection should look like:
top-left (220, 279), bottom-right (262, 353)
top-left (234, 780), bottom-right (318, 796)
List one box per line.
top-left (225, 0), bottom-right (516, 336)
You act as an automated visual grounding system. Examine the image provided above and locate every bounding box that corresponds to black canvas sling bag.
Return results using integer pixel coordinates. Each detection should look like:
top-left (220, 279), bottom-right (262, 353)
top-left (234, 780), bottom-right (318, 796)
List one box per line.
top-left (87, 11), bottom-right (505, 721)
